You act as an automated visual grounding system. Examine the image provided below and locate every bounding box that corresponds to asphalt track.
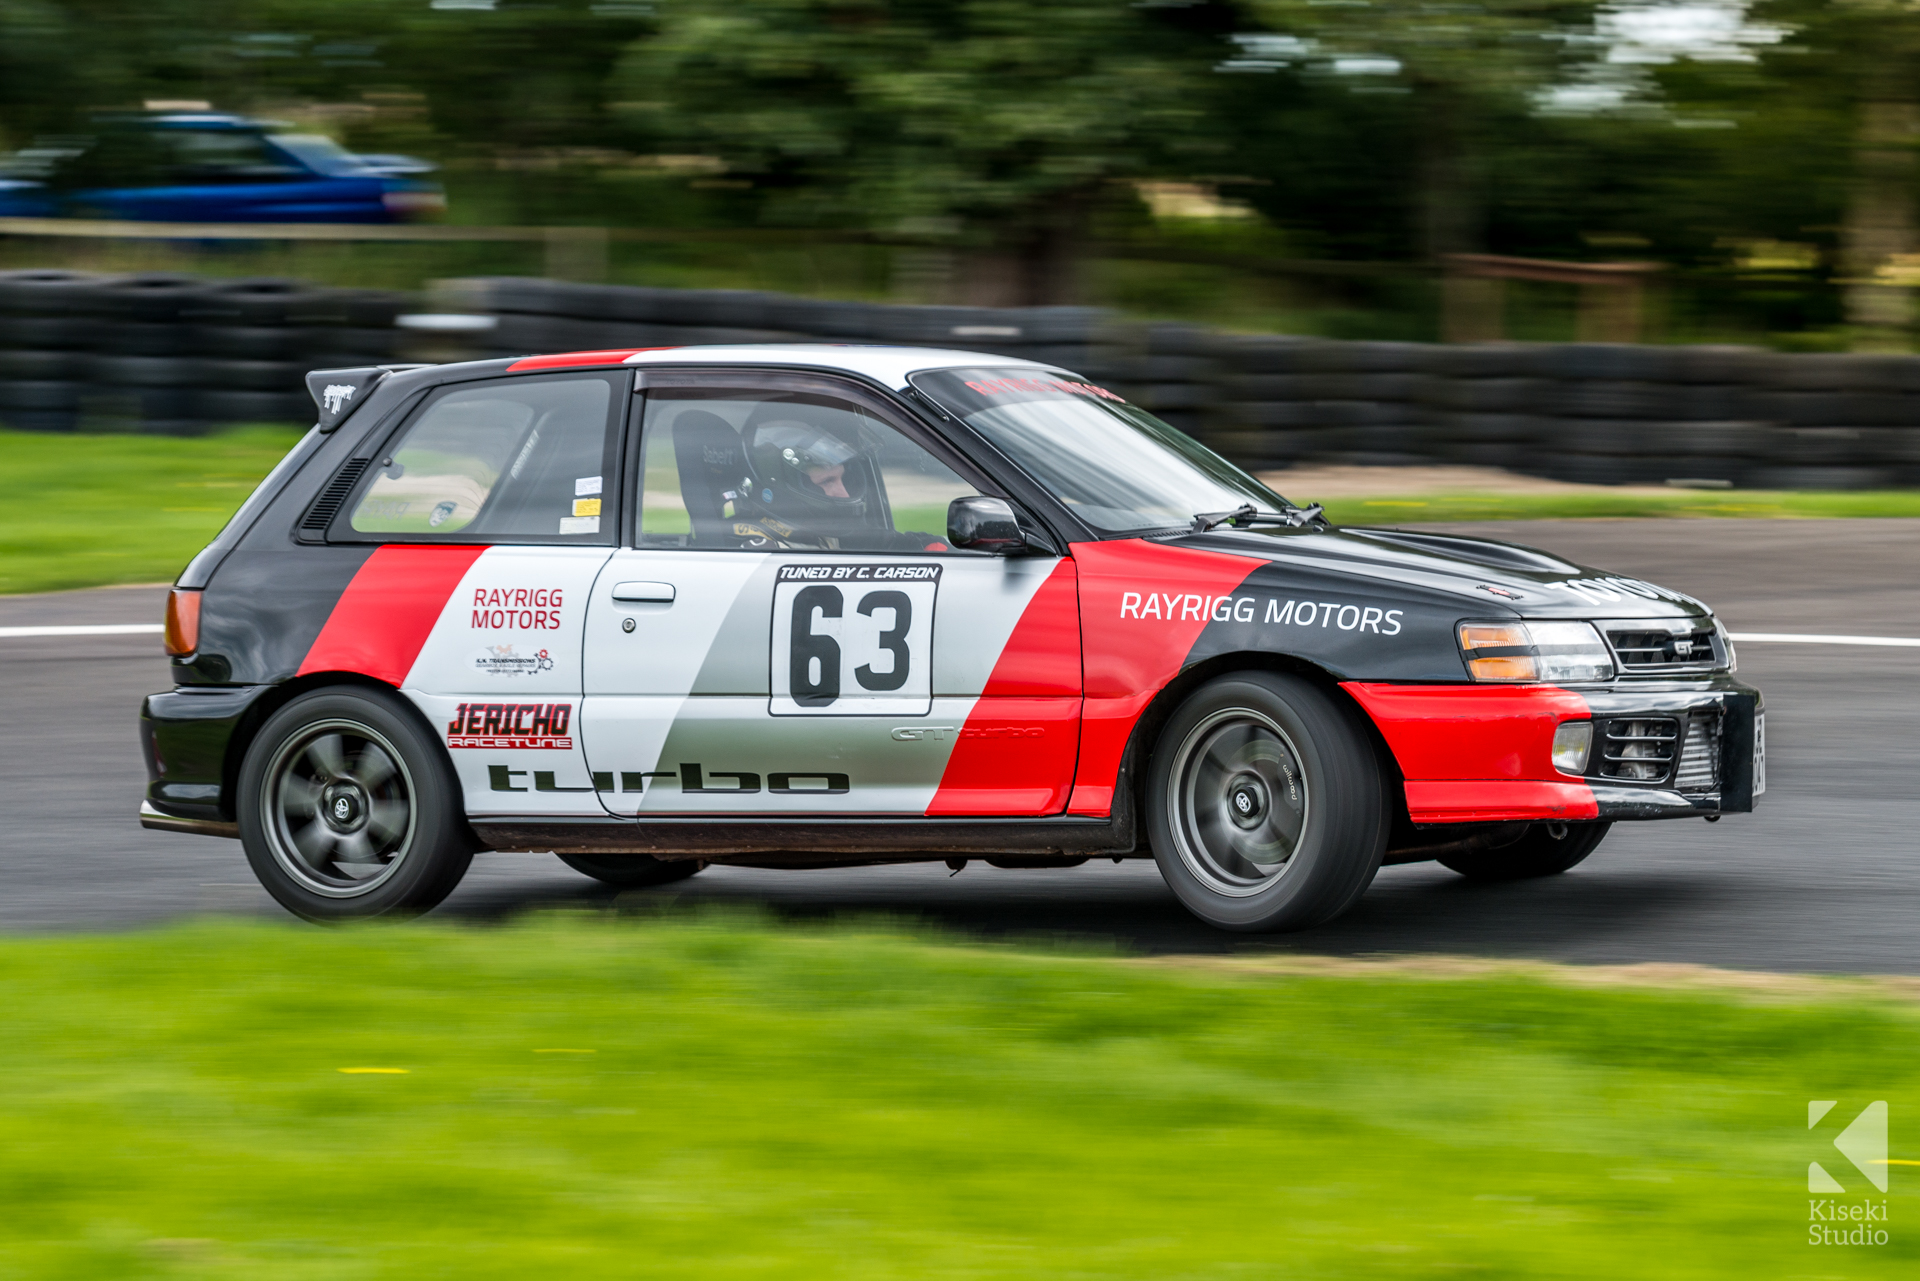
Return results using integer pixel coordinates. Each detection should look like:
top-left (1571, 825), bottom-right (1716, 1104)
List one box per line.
top-left (5, 518), bottom-right (1918, 973)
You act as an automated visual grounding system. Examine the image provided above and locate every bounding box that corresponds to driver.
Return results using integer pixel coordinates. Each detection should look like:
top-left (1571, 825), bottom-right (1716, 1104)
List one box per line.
top-left (733, 407), bottom-right (948, 550)
top-left (736, 411), bottom-right (869, 546)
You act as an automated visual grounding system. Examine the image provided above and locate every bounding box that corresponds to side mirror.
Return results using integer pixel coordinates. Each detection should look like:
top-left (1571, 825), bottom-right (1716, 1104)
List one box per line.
top-left (947, 496), bottom-right (1056, 556)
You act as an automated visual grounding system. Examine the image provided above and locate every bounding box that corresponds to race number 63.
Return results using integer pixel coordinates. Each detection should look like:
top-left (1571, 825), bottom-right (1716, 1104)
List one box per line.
top-left (770, 563), bottom-right (940, 716)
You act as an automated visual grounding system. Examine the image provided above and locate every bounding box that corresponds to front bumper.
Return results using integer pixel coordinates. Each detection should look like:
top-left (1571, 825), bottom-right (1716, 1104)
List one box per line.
top-left (1343, 677), bottom-right (1763, 825)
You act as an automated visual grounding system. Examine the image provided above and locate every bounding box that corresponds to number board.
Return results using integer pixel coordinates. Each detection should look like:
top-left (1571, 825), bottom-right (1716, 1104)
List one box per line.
top-left (770, 563), bottom-right (940, 717)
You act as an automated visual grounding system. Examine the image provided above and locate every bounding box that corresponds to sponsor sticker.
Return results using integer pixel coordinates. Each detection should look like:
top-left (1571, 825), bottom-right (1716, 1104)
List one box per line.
top-left (447, 701), bottom-right (573, 749)
top-left (572, 497), bottom-right (602, 517)
top-left (471, 588), bottom-right (565, 631)
top-left (962, 376), bottom-right (1126, 403)
top-left (575, 475), bottom-right (603, 497)
top-left (472, 644), bottom-right (555, 677)
top-left (1117, 590), bottom-right (1403, 635)
top-left (558, 516), bottom-right (600, 535)
top-left (428, 500), bottom-right (458, 528)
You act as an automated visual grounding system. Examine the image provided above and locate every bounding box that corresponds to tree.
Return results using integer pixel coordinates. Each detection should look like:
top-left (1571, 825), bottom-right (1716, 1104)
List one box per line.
top-left (615, 0), bottom-right (1210, 305)
top-left (1233, 0), bottom-right (1612, 262)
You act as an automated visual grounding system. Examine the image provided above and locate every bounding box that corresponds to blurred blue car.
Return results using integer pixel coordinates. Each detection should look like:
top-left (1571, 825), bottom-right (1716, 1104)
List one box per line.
top-left (0, 112), bottom-right (444, 223)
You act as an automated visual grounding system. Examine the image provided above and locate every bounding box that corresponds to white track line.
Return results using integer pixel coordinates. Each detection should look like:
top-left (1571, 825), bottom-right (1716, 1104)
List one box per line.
top-left (0, 623), bottom-right (163, 638)
top-left (1730, 632), bottom-right (1920, 648)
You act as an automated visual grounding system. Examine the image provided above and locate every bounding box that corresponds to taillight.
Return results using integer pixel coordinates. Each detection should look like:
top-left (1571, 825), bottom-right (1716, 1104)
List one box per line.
top-left (164, 588), bottom-right (201, 656)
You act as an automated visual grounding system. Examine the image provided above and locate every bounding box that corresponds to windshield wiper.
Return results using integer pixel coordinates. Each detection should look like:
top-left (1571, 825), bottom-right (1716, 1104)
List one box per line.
top-left (1190, 502), bottom-right (1326, 532)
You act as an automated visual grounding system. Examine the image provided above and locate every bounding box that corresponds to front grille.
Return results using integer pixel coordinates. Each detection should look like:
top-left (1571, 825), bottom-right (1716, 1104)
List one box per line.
top-left (1606, 626), bottom-right (1720, 672)
top-left (1598, 717), bottom-right (1679, 782)
top-left (1673, 713), bottom-right (1721, 793)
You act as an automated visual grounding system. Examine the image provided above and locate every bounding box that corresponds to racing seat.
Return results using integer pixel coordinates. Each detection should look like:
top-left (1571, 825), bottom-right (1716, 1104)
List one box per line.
top-left (670, 409), bottom-right (749, 545)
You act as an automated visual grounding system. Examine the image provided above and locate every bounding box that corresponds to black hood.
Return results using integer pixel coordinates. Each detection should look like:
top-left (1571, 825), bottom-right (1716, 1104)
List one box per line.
top-left (1174, 524), bottom-right (1712, 624)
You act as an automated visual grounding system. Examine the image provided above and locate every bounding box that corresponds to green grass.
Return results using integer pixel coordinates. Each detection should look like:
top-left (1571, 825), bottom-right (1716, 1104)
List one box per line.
top-left (0, 427), bottom-right (302, 595)
top-left (1317, 489), bottom-right (1920, 524)
top-left (1, 912), bottom-right (1914, 1278)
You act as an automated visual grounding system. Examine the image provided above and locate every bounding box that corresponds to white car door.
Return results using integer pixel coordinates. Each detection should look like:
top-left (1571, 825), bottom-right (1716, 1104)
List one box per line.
top-left (579, 372), bottom-right (1081, 818)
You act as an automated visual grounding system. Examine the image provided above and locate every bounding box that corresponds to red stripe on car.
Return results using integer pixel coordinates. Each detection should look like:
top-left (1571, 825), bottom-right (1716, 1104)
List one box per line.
top-left (506, 349), bottom-right (678, 372)
top-left (1341, 682), bottom-right (1600, 822)
top-left (297, 544), bottom-right (490, 686)
top-left (1066, 539), bottom-right (1265, 816)
top-left (928, 559), bottom-right (1082, 816)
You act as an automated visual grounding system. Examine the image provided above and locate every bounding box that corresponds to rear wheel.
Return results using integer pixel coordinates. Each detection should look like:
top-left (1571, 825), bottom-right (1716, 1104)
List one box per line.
top-left (1438, 822), bottom-right (1611, 881)
top-left (556, 852), bottom-right (704, 889)
top-left (238, 687), bottom-right (475, 921)
top-left (1146, 672), bottom-right (1388, 932)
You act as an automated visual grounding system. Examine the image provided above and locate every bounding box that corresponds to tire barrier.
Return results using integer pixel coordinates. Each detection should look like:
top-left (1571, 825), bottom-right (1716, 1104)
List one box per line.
top-left (7, 267), bottom-right (1920, 487)
top-left (0, 269), bottom-right (400, 435)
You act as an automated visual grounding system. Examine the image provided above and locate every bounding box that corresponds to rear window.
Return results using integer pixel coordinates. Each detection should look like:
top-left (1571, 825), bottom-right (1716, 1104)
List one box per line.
top-left (346, 373), bottom-right (621, 542)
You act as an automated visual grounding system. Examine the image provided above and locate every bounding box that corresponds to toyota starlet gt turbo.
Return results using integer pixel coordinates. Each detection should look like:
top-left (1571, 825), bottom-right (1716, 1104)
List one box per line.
top-left (138, 343), bottom-right (1764, 929)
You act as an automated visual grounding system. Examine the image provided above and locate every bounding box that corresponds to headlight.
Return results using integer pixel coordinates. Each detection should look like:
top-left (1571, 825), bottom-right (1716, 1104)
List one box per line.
top-left (1457, 620), bottom-right (1615, 683)
top-left (1714, 617), bottom-right (1736, 672)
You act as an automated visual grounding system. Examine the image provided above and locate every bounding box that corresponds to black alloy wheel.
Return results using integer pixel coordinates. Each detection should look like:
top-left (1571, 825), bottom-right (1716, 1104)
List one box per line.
top-left (1146, 672), bottom-right (1388, 932)
top-left (1438, 821), bottom-right (1612, 881)
top-left (238, 687), bottom-right (475, 921)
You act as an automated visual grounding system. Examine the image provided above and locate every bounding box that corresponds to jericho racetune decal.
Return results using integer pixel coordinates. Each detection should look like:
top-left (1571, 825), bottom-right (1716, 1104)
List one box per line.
top-left (1120, 589), bottom-right (1404, 636)
top-left (447, 702), bottom-right (574, 749)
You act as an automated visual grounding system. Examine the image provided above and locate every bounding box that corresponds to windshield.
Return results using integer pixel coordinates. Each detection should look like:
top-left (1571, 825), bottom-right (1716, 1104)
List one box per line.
top-left (910, 368), bottom-right (1291, 534)
top-left (267, 133), bottom-right (369, 177)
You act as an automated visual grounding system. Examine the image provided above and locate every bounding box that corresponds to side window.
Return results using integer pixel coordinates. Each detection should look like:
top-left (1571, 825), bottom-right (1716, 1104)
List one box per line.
top-left (346, 374), bottom-right (620, 542)
top-left (164, 130), bottom-right (304, 183)
top-left (638, 386), bottom-right (983, 552)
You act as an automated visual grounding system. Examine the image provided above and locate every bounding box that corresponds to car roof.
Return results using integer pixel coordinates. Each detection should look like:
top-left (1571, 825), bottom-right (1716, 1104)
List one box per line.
top-left (618, 343), bottom-right (1058, 390)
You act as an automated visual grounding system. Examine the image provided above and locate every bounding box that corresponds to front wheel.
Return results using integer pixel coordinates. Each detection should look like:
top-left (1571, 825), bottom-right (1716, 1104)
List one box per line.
top-left (238, 686), bottom-right (475, 922)
top-left (556, 852), bottom-right (705, 889)
top-left (1146, 672), bottom-right (1388, 932)
top-left (1438, 822), bottom-right (1611, 881)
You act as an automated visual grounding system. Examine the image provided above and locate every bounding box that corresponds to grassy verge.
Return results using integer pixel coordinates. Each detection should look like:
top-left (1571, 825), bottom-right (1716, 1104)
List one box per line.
top-left (1, 913), bottom-right (1913, 1278)
top-left (1318, 489), bottom-right (1920, 524)
top-left (0, 427), bottom-right (302, 595)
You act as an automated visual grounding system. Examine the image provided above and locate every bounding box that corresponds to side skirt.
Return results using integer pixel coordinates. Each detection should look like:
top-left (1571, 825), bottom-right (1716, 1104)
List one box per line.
top-left (471, 812), bottom-right (1141, 863)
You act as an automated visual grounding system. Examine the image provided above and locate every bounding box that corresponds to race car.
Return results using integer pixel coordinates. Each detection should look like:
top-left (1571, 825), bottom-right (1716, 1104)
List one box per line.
top-left (138, 344), bottom-right (1764, 929)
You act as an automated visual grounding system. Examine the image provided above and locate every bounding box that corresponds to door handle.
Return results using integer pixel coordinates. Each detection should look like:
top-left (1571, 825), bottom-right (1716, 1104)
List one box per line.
top-left (612, 581), bottom-right (675, 603)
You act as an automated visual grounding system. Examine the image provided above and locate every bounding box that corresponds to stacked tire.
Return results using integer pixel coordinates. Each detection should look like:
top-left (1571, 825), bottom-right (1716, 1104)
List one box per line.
top-left (83, 274), bottom-right (210, 435)
top-left (0, 269), bottom-right (102, 432)
top-left (1746, 352), bottom-right (1920, 490)
top-left (1210, 334), bottom-right (1328, 469)
top-left (191, 278), bottom-right (331, 427)
top-left (1210, 336), bottom-right (1434, 471)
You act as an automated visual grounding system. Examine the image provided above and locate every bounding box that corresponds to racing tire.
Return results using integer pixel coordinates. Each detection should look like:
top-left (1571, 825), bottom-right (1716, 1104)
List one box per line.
top-left (1146, 672), bottom-right (1388, 932)
top-left (555, 852), bottom-right (705, 889)
top-left (1438, 821), bottom-right (1611, 881)
top-left (237, 687), bottom-right (476, 922)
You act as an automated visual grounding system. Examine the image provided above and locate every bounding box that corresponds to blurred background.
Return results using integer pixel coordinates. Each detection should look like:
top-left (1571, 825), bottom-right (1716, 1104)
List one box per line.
top-left (10, 0), bottom-right (1920, 490)
top-left (0, 0), bottom-right (1912, 340)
